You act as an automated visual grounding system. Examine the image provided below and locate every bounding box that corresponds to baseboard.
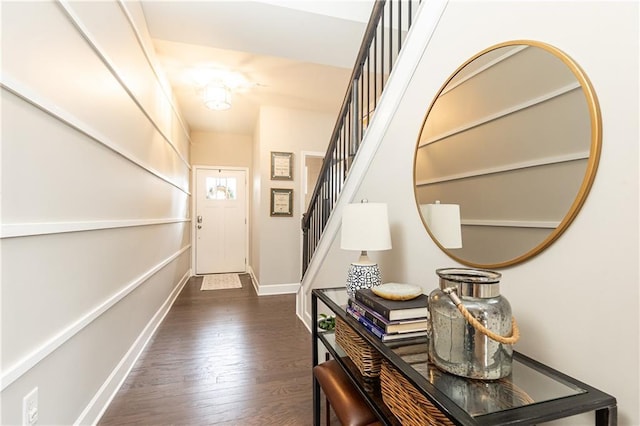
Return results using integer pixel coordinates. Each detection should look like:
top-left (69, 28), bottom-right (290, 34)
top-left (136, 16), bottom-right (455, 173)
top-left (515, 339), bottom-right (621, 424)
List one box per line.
top-left (77, 269), bottom-right (191, 425)
top-left (246, 266), bottom-right (299, 296)
top-left (247, 266), bottom-right (260, 294)
top-left (299, 310), bottom-right (313, 334)
top-left (257, 282), bottom-right (300, 296)
top-left (294, 287), bottom-right (312, 333)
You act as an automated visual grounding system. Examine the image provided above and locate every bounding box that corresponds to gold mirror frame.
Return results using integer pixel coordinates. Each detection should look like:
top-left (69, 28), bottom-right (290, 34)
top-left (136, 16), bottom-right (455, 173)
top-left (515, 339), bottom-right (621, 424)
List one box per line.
top-left (413, 40), bottom-right (602, 269)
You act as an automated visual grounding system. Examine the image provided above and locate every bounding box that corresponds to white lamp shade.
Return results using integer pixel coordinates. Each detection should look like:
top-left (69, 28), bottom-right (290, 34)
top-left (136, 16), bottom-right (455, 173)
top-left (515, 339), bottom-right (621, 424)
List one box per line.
top-left (421, 202), bottom-right (462, 249)
top-left (341, 203), bottom-right (392, 251)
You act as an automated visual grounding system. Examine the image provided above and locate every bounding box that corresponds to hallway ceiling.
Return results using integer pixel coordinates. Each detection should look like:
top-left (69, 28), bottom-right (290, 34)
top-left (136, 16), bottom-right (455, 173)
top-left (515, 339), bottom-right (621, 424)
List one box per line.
top-left (141, 1), bottom-right (374, 135)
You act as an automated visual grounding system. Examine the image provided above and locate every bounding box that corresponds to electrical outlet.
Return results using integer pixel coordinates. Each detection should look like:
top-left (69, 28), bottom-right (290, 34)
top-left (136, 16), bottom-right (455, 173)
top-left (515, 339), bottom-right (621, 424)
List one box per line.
top-left (22, 387), bottom-right (38, 426)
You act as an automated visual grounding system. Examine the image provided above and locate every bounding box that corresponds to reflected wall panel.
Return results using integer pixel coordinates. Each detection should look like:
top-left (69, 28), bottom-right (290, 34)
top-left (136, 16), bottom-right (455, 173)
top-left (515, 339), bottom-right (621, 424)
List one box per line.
top-left (454, 226), bottom-right (552, 265)
top-left (416, 161), bottom-right (587, 222)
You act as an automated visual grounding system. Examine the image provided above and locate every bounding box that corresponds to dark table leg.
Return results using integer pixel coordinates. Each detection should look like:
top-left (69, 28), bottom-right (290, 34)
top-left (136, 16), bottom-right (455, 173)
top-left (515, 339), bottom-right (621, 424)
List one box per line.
top-left (312, 292), bottom-right (320, 426)
top-left (595, 405), bottom-right (617, 426)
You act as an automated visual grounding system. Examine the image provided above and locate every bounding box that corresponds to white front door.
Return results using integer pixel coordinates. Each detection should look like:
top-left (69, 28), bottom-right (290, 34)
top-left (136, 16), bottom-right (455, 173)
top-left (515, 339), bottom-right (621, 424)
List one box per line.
top-left (195, 168), bottom-right (247, 274)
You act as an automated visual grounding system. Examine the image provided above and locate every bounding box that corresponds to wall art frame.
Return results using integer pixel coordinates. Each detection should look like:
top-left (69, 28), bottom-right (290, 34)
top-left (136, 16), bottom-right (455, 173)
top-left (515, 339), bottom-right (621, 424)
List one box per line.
top-left (270, 188), bottom-right (293, 216)
top-left (271, 151), bottom-right (293, 180)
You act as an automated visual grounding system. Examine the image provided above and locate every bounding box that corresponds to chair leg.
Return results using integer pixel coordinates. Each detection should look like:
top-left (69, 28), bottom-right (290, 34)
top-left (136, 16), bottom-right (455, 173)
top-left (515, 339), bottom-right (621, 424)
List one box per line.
top-left (325, 395), bottom-right (331, 426)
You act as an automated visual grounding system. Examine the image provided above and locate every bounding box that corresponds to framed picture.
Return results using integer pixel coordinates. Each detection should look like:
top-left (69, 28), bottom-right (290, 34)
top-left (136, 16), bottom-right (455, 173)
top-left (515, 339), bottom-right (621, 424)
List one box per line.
top-left (270, 188), bottom-right (293, 217)
top-left (271, 151), bottom-right (293, 180)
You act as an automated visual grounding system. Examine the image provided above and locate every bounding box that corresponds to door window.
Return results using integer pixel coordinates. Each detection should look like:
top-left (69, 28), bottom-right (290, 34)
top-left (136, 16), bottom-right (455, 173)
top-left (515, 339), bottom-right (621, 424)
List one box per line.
top-left (206, 177), bottom-right (237, 200)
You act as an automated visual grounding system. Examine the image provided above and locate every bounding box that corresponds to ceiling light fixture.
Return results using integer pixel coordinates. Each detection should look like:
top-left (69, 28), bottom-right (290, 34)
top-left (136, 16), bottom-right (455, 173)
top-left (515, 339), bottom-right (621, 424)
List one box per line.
top-left (203, 84), bottom-right (231, 111)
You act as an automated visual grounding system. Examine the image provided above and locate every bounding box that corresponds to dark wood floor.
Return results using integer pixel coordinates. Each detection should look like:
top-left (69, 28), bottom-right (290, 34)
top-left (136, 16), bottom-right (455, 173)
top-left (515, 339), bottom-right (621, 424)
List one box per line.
top-left (99, 274), bottom-right (319, 425)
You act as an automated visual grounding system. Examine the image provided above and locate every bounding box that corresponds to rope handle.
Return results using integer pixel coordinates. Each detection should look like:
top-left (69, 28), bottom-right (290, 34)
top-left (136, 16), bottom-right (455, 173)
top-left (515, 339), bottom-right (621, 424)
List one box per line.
top-left (443, 288), bottom-right (520, 345)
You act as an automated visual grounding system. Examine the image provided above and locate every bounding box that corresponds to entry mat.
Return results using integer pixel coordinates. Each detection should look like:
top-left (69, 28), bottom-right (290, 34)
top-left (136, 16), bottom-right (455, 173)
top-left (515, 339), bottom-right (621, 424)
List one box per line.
top-left (200, 273), bottom-right (242, 290)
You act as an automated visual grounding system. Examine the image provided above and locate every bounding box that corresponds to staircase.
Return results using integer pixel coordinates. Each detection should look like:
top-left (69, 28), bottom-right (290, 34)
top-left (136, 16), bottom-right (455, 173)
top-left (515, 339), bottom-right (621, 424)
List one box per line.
top-left (301, 0), bottom-right (424, 278)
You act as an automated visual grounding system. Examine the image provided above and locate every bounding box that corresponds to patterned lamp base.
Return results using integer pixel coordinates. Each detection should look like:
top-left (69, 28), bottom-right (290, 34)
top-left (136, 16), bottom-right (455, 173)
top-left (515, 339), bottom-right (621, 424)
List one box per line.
top-left (346, 263), bottom-right (382, 299)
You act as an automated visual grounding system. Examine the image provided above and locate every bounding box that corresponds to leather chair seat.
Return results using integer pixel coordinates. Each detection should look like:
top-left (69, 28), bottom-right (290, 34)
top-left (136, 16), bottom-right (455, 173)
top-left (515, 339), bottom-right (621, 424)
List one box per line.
top-left (313, 359), bottom-right (382, 426)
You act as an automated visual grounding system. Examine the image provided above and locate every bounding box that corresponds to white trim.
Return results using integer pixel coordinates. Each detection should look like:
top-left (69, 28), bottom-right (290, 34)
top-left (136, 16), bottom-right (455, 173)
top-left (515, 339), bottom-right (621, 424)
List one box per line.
top-left (0, 244), bottom-right (191, 391)
top-left (191, 166), bottom-right (250, 274)
top-left (416, 151), bottom-right (589, 186)
top-left (419, 82), bottom-right (581, 147)
top-left (57, 0), bottom-right (191, 169)
top-left (297, 0), bottom-right (450, 329)
top-left (299, 151), bottom-right (326, 278)
top-left (0, 79), bottom-right (190, 196)
top-left (440, 45), bottom-right (528, 95)
top-left (116, 0), bottom-right (192, 146)
top-left (245, 266), bottom-right (298, 296)
top-left (462, 219), bottom-right (559, 229)
top-left (299, 151), bottom-right (326, 215)
top-left (247, 265), bottom-right (260, 295)
top-left (76, 269), bottom-right (191, 426)
top-left (1, 218), bottom-right (190, 239)
top-left (296, 290), bottom-right (314, 333)
top-left (296, 286), bottom-right (305, 320)
top-left (257, 282), bottom-right (300, 296)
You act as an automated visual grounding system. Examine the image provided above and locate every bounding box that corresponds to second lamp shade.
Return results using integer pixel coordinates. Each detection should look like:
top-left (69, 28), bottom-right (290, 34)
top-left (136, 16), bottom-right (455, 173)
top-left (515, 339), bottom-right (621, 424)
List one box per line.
top-left (421, 202), bottom-right (462, 249)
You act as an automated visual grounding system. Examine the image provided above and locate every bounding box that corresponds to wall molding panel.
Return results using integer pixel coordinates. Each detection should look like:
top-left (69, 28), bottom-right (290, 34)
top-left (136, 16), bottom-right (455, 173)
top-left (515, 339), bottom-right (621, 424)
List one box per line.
top-left (462, 219), bottom-right (559, 229)
top-left (75, 269), bottom-right (191, 426)
top-left (440, 44), bottom-right (529, 95)
top-left (115, 0), bottom-right (192, 146)
top-left (1, 218), bottom-right (191, 239)
top-left (0, 81), bottom-right (190, 195)
top-left (0, 245), bottom-right (191, 392)
top-left (58, 0), bottom-right (191, 169)
top-left (416, 151), bottom-right (589, 186)
top-left (419, 82), bottom-right (581, 147)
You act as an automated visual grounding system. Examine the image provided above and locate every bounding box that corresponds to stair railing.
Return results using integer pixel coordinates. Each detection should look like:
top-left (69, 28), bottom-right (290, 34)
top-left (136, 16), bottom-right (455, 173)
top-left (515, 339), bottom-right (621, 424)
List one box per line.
top-left (301, 0), bottom-right (422, 277)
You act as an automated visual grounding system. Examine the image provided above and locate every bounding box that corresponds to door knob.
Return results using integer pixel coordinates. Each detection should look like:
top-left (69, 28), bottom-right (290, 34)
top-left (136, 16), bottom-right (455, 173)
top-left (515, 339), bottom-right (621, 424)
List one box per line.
top-left (197, 215), bottom-right (203, 224)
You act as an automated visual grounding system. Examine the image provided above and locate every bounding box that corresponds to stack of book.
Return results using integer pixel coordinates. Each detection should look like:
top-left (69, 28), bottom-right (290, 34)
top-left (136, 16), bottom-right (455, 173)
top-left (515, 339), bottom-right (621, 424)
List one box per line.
top-left (346, 287), bottom-right (429, 342)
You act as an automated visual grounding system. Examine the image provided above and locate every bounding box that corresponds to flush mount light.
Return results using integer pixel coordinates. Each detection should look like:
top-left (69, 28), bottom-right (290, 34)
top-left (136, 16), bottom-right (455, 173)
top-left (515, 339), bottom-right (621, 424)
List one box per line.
top-left (188, 67), bottom-right (256, 111)
top-left (203, 84), bottom-right (231, 111)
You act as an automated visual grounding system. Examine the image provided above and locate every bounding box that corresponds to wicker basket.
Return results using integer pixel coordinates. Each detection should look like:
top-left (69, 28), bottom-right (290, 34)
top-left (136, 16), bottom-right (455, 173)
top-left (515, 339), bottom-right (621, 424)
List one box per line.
top-left (381, 359), bottom-right (455, 426)
top-left (335, 317), bottom-right (381, 377)
top-left (381, 357), bottom-right (536, 425)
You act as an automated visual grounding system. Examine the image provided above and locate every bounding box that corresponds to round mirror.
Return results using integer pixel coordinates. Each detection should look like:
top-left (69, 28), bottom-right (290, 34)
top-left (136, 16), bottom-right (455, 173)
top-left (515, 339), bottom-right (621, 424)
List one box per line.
top-left (414, 40), bottom-right (601, 268)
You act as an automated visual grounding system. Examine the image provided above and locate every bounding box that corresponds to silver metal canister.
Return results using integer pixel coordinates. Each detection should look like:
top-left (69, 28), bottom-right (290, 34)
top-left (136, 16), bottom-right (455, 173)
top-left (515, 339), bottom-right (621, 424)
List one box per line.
top-left (428, 268), bottom-right (515, 380)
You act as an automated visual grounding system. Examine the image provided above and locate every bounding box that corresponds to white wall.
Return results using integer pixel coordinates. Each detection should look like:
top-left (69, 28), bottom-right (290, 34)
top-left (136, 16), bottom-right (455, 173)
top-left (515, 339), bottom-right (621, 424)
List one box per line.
top-left (1, 1), bottom-right (191, 424)
top-left (190, 131), bottom-right (253, 167)
top-left (251, 119), bottom-right (264, 282)
top-left (306, 0), bottom-right (639, 424)
top-left (253, 106), bottom-right (334, 292)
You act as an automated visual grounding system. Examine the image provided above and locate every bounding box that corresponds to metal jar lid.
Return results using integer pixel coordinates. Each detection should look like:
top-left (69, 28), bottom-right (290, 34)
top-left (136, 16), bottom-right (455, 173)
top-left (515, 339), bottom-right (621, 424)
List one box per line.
top-left (436, 268), bottom-right (502, 298)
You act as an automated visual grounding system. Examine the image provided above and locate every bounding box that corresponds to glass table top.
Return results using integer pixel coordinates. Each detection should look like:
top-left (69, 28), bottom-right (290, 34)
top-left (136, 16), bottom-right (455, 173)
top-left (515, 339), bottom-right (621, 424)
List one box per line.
top-left (315, 287), bottom-right (590, 421)
top-left (387, 339), bottom-right (584, 417)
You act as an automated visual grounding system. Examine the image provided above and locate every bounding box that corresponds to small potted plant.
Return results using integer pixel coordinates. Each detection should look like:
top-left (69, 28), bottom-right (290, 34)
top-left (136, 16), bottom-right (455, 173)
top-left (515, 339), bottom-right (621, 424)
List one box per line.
top-left (317, 313), bottom-right (336, 331)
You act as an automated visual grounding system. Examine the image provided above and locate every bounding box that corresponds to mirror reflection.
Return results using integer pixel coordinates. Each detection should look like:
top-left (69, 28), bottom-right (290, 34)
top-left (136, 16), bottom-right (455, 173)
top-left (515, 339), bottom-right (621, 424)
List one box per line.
top-left (414, 41), bottom-right (601, 268)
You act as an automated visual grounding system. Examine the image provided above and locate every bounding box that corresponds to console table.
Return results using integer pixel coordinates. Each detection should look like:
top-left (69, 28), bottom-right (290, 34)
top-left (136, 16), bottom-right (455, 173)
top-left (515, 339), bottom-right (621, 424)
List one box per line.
top-left (312, 287), bottom-right (617, 426)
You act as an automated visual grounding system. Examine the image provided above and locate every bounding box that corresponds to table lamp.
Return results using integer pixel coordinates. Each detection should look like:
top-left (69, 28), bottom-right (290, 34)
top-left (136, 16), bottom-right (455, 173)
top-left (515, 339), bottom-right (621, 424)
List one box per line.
top-left (420, 201), bottom-right (462, 249)
top-left (341, 201), bottom-right (392, 298)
